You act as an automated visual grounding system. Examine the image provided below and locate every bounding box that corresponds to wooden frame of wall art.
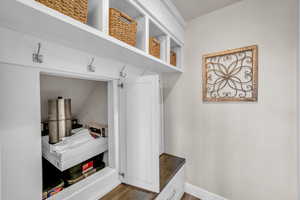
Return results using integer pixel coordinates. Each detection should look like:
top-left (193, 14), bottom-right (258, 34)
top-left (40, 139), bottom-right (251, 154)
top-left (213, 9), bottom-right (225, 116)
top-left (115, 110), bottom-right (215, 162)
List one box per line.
top-left (202, 45), bottom-right (258, 102)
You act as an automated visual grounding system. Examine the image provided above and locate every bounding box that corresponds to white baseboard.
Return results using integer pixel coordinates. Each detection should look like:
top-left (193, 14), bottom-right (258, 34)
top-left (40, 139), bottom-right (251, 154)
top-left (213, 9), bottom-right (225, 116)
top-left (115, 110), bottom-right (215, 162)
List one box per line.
top-left (185, 183), bottom-right (228, 200)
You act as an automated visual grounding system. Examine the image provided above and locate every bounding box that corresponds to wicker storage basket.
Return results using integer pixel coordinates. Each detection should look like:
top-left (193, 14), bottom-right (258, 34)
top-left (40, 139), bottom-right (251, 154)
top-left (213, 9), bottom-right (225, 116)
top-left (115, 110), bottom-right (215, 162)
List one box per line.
top-left (109, 8), bottom-right (137, 47)
top-left (149, 37), bottom-right (160, 59)
top-left (170, 51), bottom-right (177, 66)
top-left (35, 0), bottom-right (88, 23)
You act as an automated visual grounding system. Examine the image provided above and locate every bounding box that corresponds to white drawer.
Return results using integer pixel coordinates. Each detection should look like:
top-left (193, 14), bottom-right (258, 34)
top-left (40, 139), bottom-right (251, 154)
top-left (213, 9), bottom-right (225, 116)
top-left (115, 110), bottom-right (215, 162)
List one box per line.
top-left (156, 165), bottom-right (185, 200)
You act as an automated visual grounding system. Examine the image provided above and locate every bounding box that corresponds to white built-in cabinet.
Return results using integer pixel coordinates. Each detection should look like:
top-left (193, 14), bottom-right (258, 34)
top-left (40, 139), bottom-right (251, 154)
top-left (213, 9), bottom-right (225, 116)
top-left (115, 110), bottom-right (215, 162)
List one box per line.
top-left (0, 64), bottom-right (180, 200)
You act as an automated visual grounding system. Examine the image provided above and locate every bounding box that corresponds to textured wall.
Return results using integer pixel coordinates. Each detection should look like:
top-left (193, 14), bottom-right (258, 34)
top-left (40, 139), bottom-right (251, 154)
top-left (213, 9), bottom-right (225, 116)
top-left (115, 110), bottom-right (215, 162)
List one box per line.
top-left (164, 0), bottom-right (298, 199)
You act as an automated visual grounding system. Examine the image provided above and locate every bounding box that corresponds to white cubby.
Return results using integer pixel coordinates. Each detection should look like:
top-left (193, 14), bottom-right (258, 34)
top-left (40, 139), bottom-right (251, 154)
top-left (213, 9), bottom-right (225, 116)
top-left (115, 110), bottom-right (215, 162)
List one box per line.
top-left (149, 20), bottom-right (168, 62)
top-left (109, 0), bottom-right (147, 51)
top-left (88, 0), bottom-right (109, 33)
top-left (40, 74), bottom-right (113, 199)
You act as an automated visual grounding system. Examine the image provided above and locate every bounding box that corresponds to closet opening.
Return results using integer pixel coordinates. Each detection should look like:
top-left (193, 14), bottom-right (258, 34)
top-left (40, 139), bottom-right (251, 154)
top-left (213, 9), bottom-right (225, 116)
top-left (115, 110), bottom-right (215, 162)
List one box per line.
top-left (39, 73), bottom-right (117, 200)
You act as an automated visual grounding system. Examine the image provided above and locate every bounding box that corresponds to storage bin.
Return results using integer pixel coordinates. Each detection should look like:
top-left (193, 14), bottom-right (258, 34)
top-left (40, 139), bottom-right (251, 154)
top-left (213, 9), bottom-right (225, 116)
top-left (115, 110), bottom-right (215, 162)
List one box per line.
top-left (109, 8), bottom-right (137, 47)
top-left (170, 51), bottom-right (177, 66)
top-left (35, 0), bottom-right (88, 23)
top-left (149, 37), bottom-right (160, 59)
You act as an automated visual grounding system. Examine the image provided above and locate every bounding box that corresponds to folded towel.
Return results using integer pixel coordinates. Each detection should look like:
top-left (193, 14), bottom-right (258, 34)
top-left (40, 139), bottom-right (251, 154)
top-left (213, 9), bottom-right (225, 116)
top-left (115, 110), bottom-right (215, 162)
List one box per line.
top-left (50, 128), bottom-right (94, 153)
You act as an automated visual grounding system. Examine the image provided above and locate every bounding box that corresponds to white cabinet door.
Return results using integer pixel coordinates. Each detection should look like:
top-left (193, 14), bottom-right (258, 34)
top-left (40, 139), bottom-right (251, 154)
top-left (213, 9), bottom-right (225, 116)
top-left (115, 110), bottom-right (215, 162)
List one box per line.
top-left (121, 75), bottom-right (160, 193)
top-left (0, 64), bottom-right (42, 200)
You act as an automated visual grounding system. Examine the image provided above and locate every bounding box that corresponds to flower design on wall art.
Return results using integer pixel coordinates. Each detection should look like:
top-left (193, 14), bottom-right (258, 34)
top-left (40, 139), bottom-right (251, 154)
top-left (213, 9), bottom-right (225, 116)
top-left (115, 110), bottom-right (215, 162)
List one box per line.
top-left (202, 45), bottom-right (258, 102)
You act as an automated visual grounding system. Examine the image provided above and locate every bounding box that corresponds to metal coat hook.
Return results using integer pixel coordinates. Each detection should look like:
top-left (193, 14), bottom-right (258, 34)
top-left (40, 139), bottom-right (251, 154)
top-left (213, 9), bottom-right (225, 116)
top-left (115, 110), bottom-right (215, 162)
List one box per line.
top-left (118, 65), bottom-right (127, 89)
top-left (120, 65), bottom-right (127, 79)
top-left (87, 57), bottom-right (96, 72)
top-left (32, 43), bottom-right (43, 63)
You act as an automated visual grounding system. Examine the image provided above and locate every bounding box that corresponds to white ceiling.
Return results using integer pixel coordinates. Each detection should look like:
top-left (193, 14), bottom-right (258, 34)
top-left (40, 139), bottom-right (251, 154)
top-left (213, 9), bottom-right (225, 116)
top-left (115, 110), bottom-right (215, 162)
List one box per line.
top-left (171, 0), bottom-right (241, 21)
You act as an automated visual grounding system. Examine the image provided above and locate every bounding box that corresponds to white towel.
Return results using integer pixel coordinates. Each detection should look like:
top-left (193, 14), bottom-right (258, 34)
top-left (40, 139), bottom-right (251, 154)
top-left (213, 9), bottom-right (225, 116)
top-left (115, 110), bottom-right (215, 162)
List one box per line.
top-left (50, 128), bottom-right (94, 153)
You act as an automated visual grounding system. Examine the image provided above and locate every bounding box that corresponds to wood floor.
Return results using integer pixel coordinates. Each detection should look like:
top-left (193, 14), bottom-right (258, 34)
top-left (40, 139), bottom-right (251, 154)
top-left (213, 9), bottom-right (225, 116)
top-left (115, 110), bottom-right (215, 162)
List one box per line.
top-left (182, 193), bottom-right (200, 200)
top-left (100, 184), bottom-right (200, 200)
top-left (101, 154), bottom-right (188, 200)
top-left (100, 184), bottom-right (157, 200)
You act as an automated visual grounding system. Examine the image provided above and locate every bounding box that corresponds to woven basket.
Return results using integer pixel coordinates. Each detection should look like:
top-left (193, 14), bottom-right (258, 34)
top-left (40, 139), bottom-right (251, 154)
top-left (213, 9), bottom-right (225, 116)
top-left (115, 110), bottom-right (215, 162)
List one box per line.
top-left (109, 8), bottom-right (137, 47)
top-left (35, 0), bottom-right (88, 23)
top-left (149, 37), bottom-right (160, 59)
top-left (170, 51), bottom-right (177, 66)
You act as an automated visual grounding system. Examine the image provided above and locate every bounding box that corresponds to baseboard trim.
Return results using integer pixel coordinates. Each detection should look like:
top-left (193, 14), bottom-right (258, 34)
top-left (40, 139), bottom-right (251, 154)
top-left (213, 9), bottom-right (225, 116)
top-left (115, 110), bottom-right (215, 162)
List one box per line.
top-left (185, 183), bottom-right (228, 200)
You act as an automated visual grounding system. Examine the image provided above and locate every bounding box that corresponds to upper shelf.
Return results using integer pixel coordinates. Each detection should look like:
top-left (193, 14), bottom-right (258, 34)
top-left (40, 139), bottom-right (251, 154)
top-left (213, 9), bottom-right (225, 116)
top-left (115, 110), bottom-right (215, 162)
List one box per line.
top-left (0, 0), bottom-right (183, 73)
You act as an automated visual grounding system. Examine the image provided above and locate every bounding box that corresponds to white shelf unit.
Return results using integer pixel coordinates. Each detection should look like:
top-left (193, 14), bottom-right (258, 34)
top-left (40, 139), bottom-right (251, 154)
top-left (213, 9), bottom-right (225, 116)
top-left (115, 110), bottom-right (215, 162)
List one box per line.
top-left (149, 19), bottom-right (168, 62)
top-left (170, 37), bottom-right (183, 69)
top-left (0, 0), bottom-right (183, 73)
top-left (88, 0), bottom-right (109, 33)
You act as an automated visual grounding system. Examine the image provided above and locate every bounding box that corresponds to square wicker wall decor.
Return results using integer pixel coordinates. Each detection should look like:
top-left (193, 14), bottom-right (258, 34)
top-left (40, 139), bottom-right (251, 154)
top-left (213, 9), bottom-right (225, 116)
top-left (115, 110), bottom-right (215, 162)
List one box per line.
top-left (202, 45), bottom-right (258, 102)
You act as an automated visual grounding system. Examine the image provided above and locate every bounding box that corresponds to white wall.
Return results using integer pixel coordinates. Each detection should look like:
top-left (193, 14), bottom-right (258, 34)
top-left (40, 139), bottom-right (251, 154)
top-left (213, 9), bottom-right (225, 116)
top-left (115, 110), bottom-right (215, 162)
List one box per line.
top-left (40, 75), bottom-right (108, 125)
top-left (77, 82), bottom-right (108, 126)
top-left (164, 0), bottom-right (299, 200)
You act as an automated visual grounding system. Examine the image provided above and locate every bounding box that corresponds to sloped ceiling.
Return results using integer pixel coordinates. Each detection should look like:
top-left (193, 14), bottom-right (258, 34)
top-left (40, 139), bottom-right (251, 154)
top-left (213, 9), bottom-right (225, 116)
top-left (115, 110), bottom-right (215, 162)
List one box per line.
top-left (40, 75), bottom-right (105, 121)
top-left (171, 0), bottom-right (241, 21)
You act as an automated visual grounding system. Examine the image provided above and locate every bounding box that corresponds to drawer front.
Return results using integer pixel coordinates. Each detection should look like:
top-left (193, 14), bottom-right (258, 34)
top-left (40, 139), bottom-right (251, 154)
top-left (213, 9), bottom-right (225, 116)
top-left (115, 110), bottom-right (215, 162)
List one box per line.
top-left (155, 165), bottom-right (185, 200)
top-left (173, 166), bottom-right (185, 200)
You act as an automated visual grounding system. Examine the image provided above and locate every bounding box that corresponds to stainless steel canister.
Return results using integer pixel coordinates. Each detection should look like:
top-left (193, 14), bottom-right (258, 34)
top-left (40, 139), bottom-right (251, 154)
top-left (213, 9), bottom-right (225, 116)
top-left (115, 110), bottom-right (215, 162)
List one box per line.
top-left (48, 97), bottom-right (72, 144)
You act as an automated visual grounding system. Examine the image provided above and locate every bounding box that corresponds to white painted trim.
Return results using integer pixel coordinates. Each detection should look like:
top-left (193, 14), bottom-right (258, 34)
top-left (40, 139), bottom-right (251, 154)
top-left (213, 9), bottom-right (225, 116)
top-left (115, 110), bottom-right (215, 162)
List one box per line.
top-left (297, 0), bottom-right (300, 199)
top-left (48, 168), bottom-right (120, 200)
top-left (0, 143), bottom-right (2, 200)
top-left (185, 183), bottom-right (228, 200)
top-left (161, 0), bottom-right (186, 28)
top-left (108, 80), bottom-right (121, 172)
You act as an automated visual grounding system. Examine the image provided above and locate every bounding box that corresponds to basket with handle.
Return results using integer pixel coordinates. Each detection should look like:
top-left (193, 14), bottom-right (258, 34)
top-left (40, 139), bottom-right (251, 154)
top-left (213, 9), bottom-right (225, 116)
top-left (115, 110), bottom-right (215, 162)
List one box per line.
top-left (149, 37), bottom-right (160, 59)
top-left (109, 8), bottom-right (137, 47)
top-left (35, 0), bottom-right (88, 23)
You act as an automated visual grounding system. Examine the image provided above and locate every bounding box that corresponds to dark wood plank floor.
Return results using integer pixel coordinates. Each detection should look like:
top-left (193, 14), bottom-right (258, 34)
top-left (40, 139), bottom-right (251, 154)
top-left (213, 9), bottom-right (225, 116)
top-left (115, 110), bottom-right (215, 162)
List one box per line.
top-left (101, 153), bottom-right (186, 200)
top-left (101, 186), bottom-right (200, 200)
top-left (100, 184), bottom-right (157, 200)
